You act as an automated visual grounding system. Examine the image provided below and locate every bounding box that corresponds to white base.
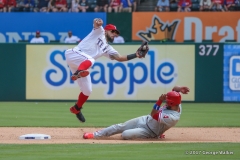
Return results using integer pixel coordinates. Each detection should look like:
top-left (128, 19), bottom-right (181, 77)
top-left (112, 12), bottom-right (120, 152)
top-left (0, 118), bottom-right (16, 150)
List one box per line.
top-left (19, 134), bottom-right (51, 140)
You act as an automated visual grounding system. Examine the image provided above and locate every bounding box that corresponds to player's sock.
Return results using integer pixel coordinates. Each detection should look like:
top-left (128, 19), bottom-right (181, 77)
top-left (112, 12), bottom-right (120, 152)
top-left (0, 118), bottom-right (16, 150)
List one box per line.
top-left (78, 60), bottom-right (92, 71)
top-left (77, 92), bottom-right (89, 108)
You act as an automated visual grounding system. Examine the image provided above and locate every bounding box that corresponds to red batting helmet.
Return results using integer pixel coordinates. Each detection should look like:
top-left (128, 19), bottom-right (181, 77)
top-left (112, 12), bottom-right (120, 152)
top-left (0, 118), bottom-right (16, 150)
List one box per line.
top-left (166, 91), bottom-right (181, 107)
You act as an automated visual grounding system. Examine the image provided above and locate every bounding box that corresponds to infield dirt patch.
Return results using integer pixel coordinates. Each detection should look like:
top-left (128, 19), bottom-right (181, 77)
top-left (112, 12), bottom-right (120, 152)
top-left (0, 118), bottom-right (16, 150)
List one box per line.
top-left (0, 127), bottom-right (239, 144)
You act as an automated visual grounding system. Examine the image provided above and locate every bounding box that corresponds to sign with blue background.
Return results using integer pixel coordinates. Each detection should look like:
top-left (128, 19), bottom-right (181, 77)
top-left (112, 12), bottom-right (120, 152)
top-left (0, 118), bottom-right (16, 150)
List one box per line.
top-left (224, 45), bottom-right (240, 101)
top-left (0, 13), bottom-right (106, 43)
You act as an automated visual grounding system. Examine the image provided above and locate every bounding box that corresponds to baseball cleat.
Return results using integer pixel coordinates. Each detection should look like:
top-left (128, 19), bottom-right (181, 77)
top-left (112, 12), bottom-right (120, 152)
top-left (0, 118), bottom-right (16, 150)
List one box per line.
top-left (159, 134), bottom-right (165, 139)
top-left (83, 133), bottom-right (94, 139)
top-left (71, 70), bottom-right (89, 81)
top-left (76, 112), bottom-right (85, 122)
top-left (70, 105), bottom-right (80, 114)
top-left (70, 105), bottom-right (86, 122)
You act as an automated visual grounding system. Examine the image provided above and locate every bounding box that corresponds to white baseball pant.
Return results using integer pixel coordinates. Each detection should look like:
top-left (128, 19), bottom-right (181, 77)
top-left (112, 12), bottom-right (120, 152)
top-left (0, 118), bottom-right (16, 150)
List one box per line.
top-left (65, 47), bottom-right (95, 96)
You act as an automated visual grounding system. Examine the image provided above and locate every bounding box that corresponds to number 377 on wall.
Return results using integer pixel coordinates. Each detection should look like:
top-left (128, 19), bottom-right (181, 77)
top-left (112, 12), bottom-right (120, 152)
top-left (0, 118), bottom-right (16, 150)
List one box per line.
top-left (198, 44), bottom-right (220, 56)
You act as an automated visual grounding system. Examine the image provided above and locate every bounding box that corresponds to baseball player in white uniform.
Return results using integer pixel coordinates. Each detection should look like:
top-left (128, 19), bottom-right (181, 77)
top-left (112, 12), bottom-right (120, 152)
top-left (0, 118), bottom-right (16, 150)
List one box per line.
top-left (65, 18), bottom-right (149, 123)
top-left (83, 86), bottom-right (190, 139)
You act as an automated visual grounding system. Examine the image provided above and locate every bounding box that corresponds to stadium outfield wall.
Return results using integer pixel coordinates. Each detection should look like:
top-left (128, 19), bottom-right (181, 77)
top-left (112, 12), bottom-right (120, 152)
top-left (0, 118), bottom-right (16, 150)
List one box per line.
top-left (0, 43), bottom-right (239, 102)
top-left (0, 12), bottom-right (239, 102)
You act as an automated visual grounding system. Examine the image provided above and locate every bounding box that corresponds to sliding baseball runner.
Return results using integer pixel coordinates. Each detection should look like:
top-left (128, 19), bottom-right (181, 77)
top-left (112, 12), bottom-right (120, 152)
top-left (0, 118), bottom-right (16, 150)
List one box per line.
top-left (83, 86), bottom-right (190, 139)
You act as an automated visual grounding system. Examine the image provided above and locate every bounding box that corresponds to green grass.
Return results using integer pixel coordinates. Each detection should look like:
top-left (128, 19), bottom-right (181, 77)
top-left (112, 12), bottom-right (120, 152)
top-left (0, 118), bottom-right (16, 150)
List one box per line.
top-left (0, 102), bottom-right (239, 127)
top-left (0, 143), bottom-right (239, 160)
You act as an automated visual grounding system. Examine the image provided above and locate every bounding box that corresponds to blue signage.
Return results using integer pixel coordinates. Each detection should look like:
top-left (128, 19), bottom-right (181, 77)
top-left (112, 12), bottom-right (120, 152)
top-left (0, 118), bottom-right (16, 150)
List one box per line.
top-left (0, 13), bottom-right (106, 43)
top-left (223, 44), bottom-right (240, 101)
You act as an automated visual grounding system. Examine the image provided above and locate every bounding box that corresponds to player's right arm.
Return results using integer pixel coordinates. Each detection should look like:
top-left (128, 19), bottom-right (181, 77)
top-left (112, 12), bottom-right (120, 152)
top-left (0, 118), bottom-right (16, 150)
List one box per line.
top-left (172, 86), bottom-right (190, 94)
top-left (93, 18), bottom-right (103, 29)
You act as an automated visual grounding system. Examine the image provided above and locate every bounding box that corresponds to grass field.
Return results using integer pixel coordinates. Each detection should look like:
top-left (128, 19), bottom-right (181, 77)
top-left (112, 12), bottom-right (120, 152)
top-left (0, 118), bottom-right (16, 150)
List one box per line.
top-left (0, 102), bottom-right (239, 127)
top-left (0, 143), bottom-right (239, 160)
top-left (0, 102), bottom-right (240, 160)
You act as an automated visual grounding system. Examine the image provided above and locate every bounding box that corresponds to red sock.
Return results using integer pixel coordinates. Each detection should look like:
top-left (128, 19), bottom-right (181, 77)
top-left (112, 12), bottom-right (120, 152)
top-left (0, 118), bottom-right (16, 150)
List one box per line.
top-left (78, 60), bottom-right (92, 71)
top-left (77, 92), bottom-right (89, 108)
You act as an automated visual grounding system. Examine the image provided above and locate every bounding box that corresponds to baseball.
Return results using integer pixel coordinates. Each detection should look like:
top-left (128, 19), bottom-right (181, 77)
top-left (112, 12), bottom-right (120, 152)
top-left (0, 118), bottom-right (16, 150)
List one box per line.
top-left (142, 45), bottom-right (147, 50)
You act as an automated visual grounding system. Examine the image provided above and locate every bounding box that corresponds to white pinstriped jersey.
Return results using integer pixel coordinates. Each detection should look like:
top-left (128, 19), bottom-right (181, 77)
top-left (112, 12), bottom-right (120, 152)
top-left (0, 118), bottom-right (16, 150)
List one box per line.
top-left (76, 26), bottom-right (118, 60)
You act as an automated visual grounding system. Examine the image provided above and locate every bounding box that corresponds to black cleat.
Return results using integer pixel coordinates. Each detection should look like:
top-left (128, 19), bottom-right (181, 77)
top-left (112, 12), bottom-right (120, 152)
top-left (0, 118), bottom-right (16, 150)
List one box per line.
top-left (76, 111), bottom-right (86, 122)
top-left (70, 104), bottom-right (86, 123)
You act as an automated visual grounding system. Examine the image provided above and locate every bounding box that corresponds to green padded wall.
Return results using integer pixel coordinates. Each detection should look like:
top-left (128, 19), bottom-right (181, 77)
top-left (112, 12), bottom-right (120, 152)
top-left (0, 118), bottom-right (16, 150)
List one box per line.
top-left (195, 43), bottom-right (223, 102)
top-left (107, 13), bottom-right (132, 42)
top-left (0, 43), bottom-right (26, 101)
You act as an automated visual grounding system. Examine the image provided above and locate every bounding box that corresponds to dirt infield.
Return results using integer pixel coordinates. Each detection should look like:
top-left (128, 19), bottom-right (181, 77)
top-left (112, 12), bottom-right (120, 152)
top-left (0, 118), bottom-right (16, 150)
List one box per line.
top-left (0, 127), bottom-right (239, 144)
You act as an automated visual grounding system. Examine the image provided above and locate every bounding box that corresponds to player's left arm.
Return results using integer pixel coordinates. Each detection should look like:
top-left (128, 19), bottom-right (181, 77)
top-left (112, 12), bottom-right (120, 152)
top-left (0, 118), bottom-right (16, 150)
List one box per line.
top-left (109, 41), bottom-right (149, 62)
top-left (109, 52), bottom-right (142, 62)
top-left (109, 53), bottom-right (137, 62)
top-left (150, 94), bottom-right (166, 117)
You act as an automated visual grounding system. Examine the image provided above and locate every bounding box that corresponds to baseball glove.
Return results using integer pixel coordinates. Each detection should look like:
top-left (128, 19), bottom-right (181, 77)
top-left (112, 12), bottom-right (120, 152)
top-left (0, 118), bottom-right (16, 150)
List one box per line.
top-left (137, 41), bottom-right (149, 58)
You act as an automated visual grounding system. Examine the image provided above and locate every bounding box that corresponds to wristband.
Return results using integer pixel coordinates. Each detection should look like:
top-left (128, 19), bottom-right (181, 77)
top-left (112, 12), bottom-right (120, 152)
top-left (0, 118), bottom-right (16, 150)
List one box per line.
top-left (127, 53), bottom-right (137, 60)
top-left (153, 104), bottom-right (160, 110)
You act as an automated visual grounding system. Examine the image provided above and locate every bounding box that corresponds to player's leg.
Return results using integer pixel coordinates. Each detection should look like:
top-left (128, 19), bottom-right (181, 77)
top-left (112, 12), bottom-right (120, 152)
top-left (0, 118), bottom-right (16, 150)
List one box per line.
top-left (84, 116), bottom-right (147, 139)
top-left (66, 49), bottom-right (95, 81)
top-left (65, 49), bottom-right (94, 122)
top-left (70, 75), bottom-right (92, 122)
top-left (122, 128), bottom-right (153, 139)
top-left (71, 59), bottom-right (92, 80)
top-left (98, 117), bottom-right (140, 136)
top-left (122, 115), bottom-right (157, 139)
top-left (76, 75), bottom-right (92, 108)
top-left (71, 53), bottom-right (95, 80)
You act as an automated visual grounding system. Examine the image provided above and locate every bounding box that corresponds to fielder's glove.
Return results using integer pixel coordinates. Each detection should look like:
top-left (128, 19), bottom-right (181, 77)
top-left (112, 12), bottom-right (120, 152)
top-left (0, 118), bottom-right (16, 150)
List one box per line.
top-left (137, 41), bottom-right (149, 58)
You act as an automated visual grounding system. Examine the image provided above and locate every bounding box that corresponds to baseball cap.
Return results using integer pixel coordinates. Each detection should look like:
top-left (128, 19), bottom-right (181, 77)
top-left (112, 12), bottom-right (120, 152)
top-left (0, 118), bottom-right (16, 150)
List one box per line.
top-left (36, 31), bottom-right (40, 34)
top-left (104, 24), bottom-right (120, 34)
